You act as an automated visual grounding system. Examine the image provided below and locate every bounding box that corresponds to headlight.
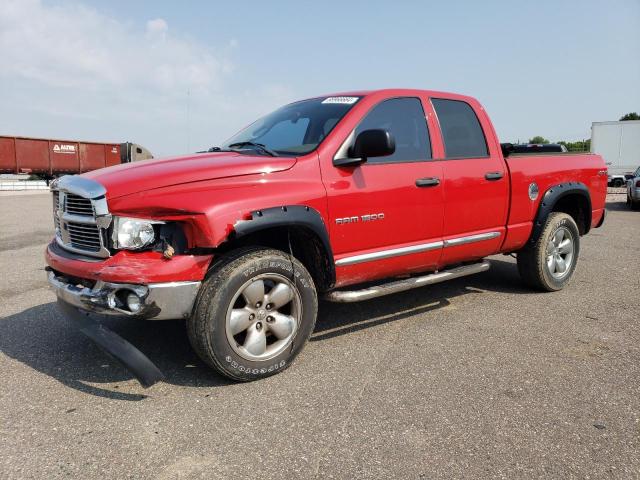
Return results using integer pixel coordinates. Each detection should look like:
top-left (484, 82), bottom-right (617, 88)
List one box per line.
top-left (112, 217), bottom-right (163, 250)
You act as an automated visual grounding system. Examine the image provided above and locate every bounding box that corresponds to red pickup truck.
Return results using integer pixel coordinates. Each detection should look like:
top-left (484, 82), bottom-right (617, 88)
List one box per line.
top-left (46, 89), bottom-right (607, 383)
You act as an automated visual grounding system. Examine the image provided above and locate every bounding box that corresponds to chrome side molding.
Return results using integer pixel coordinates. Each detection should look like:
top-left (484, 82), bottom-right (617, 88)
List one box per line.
top-left (335, 241), bottom-right (443, 267)
top-left (443, 231), bottom-right (500, 247)
top-left (335, 232), bottom-right (501, 267)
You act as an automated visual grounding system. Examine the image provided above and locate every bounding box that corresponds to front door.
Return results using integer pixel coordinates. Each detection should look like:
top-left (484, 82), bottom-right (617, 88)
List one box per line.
top-left (320, 97), bottom-right (444, 286)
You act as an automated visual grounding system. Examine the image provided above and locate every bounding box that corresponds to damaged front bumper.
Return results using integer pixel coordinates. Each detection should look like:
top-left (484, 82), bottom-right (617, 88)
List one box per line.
top-left (55, 300), bottom-right (166, 388)
top-left (47, 270), bottom-right (201, 320)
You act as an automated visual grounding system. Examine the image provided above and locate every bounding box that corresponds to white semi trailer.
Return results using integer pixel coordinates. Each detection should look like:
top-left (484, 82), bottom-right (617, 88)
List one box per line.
top-left (591, 120), bottom-right (640, 187)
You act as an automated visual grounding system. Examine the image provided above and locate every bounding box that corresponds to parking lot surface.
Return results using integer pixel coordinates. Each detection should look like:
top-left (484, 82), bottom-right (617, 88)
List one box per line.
top-left (1, 192), bottom-right (638, 479)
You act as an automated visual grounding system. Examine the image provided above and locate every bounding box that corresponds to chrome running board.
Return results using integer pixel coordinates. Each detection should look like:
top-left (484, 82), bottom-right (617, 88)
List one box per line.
top-left (325, 261), bottom-right (490, 303)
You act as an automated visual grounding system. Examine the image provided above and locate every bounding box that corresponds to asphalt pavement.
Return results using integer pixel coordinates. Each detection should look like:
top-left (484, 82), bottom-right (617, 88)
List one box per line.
top-left (1, 192), bottom-right (638, 479)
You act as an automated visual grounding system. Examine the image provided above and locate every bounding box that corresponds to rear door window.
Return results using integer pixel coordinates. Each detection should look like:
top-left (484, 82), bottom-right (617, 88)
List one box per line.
top-left (355, 97), bottom-right (431, 163)
top-left (432, 99), bottom-right (488, 158)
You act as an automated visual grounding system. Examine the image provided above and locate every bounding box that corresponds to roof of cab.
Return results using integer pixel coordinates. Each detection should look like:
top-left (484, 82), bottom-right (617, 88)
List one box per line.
top-left (315, 88), bottom-right (478, 103)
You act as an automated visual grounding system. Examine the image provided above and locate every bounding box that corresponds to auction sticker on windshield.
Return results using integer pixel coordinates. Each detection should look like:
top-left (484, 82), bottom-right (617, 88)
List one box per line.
top-left (322, 96), bottom-right (359, 104)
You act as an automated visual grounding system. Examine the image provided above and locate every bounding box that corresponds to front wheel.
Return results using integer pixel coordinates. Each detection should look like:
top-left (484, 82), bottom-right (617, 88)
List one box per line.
top-left (517, 212), bottom-right (580, 291)
top-left (187, 247), bottom-right (318, 381)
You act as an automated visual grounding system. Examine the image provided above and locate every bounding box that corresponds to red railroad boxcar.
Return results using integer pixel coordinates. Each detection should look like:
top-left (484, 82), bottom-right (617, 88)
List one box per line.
top-left (0, 136), bottom-right (152, 178)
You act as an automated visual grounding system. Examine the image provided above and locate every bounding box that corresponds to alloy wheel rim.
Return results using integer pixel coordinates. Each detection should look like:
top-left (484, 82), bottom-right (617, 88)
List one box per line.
top-left (545, 226), bottom-right (574, 279)
top-left (225, 273), bottom-right (302, 361)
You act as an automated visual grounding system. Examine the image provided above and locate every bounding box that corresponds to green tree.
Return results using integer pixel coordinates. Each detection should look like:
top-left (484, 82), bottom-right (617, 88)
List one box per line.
top-left (558, 139), bottom-right (591, 152)
top-left (619, 112), bottom-right (640, 121)
top-left (528, 136), bottom-right (550, 144)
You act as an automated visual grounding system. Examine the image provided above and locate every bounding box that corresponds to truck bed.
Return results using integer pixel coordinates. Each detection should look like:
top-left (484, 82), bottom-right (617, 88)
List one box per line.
top-left (503, 152), bottom-right (607, 251)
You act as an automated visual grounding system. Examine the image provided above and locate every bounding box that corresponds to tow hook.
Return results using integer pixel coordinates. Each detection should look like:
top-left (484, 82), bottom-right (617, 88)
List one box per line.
top-left (56, 300), bottom-right (165, 388)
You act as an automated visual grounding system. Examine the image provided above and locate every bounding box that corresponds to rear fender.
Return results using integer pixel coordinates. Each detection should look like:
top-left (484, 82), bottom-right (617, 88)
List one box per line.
top-left (530, 182), bottom-right (591, 244)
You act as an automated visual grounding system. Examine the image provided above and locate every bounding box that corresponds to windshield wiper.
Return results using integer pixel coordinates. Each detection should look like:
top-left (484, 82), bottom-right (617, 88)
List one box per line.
top-left (200, 146), bottom-right (233, 153)
top-left (227, 142), bottom-right (278, 157)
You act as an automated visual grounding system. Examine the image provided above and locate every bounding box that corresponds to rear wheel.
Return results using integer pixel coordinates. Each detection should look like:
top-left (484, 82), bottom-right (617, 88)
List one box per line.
top-left (517, 212), bottom-right (580, 291)
top-left (188, 247), bottom-right (318, 381)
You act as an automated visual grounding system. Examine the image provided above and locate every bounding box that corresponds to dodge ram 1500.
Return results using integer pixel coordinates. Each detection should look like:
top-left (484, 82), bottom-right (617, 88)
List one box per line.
top-left (46, 89), bottom-right (607, 383)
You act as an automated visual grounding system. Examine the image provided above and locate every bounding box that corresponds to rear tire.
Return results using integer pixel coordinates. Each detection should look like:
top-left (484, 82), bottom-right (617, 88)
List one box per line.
top-left (187, 247), bottom-right (318, 381)
top-left (517, 212), bottom-right (580, 292)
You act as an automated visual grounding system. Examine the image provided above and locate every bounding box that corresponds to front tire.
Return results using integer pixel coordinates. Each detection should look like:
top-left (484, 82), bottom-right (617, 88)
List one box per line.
top-left (517, 212), bottom-right (580, 292)
top-left (188, 247), bottom-right (318, 381)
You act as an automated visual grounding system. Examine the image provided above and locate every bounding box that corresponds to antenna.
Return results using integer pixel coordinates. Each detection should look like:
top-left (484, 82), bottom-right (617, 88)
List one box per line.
top-left (186, 88), bottom-right (191, 153)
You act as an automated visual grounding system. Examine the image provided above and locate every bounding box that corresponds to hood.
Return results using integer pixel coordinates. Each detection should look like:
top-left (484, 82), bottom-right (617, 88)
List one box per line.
top-left (82, 152), bottom-right (297, 199)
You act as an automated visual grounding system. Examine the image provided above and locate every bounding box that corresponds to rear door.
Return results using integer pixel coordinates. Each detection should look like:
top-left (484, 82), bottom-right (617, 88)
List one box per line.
top-left (322, 97), bottom-right (444, 285)
top-left (431, 98), bottom-right (509, 265)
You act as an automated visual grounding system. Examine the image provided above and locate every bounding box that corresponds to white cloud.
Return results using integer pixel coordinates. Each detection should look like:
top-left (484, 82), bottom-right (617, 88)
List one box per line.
top-left (146, 18), bottom-right (168, 38)
top-left (0, 1), bottom-right (225, 94)
top-left (0, 0), bottom-right (295, 155)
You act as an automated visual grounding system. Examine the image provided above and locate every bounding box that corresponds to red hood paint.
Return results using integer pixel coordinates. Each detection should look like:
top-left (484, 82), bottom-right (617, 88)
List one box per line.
top-left (82, 152), bottom-right (297, 199)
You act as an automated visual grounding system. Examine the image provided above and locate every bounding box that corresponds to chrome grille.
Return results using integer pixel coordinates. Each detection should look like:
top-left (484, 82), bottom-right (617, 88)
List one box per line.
top-left (52, 191), bottom-right (61, 232)
top-left (51, 176), bottom-right (111, 258)
top-left (65, 193), bottom-right (94, 216)
top-left (67, 223), bottom-right (102, 252)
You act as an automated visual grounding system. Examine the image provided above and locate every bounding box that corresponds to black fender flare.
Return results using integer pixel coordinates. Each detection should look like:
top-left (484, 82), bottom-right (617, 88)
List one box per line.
top-left (530, 182), bottom-right (592, 244)
top-left (232, 205), bottom-right (335, 286)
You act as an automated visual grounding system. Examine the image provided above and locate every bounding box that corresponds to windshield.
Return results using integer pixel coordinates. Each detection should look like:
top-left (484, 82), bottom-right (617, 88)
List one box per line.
top-left (222, 96), bottom-right (361, 156)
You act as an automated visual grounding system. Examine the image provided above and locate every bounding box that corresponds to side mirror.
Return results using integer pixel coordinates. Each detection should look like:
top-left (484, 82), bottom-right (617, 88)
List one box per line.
top-left (334, 129), bottom-right (395, 167)
top-left (500, 142), bottom-right (514, 158)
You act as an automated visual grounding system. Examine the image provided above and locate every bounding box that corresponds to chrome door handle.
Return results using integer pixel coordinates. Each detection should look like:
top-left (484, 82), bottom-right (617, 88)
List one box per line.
top-left (415, 177), bottom-right (440, 187)
top-left (485, 172), bottom-right (504, 181)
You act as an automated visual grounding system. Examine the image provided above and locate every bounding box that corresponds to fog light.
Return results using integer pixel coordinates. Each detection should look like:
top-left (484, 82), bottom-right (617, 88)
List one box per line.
top-left (126, 293), bottom-right (142, 313)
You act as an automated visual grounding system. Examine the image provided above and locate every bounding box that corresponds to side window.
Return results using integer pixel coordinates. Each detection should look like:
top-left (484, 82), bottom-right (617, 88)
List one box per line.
top-left (432, 99), bottom-right (488, 158)
top-left (355, 97), bottom-right (431, 163)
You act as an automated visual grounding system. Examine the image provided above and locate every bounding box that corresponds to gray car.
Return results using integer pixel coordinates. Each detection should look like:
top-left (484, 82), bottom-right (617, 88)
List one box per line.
top-left (627, 166), bottom-right (640, 210)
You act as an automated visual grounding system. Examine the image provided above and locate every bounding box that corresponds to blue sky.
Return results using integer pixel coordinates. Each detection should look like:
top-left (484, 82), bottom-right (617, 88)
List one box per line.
top-left (1, 0), bottom-right (638, 156)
